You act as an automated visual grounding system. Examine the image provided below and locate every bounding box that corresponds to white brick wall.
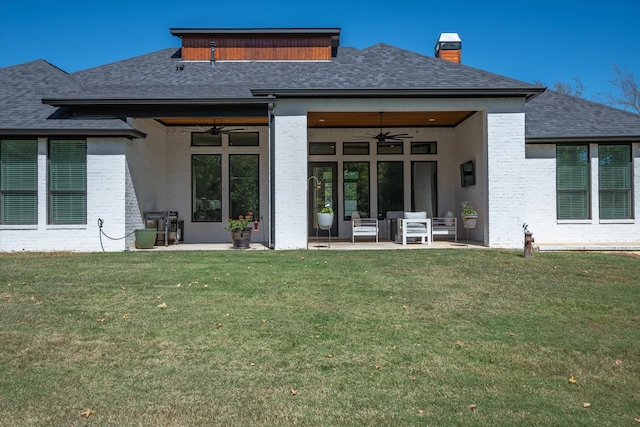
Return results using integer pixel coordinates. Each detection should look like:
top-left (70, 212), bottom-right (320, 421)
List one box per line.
top-left (273, 114), bottom-right (308, 249)
top-left (486, 110), bottom-right (527, 248)
top-left (525, 142), bottom-right (640, 245)
top-left (1, 137), bottom-right (129, 252)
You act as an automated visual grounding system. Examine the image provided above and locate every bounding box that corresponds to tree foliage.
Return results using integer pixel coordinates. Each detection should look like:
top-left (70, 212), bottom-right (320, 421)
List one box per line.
top-left (607, 64), bottom-right (640, 113)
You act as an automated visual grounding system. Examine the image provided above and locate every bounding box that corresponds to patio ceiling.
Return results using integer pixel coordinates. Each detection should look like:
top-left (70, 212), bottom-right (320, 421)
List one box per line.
top-left (157, 111), bottom-right (475, 128)
top-left (308, 111), bottom-right (475, 128)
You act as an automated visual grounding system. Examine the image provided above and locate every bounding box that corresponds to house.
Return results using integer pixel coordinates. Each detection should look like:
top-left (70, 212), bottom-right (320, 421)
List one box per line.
top-left (1, 28), bottom-right (639, 251)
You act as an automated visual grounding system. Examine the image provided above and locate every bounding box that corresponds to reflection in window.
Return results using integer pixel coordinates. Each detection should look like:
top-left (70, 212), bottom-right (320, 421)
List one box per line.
top-left (599, 144), bottom-right (632, 219)
top-left (412, 161), bottom-right (437, 218)
top-left (230, 154), bottom-right (259, 219)
top-left (377, 161), bottom-right (403, 219)
top-left (192, 155), bottom-right (222, 222)
top-left (556, 145), bottom-right (589, 219)
top-left (49, 139), bottom-right (86, 224)
top-left (229, 132), bottom-right (259, 146)
top-left (343, 162), bottom-right (370, 219)
top-left (343, 142), bottom-right (369, 155)
top-left (1, 139), bottom-right (38, 224)
top-left (411, 141), bottom-right (437, 154)
top-left (191, 132), bottom-right (222, 146)
top-left (377, 141), bottom-right (403, 155)
top-left (309, 142), bottom-right (336, 155)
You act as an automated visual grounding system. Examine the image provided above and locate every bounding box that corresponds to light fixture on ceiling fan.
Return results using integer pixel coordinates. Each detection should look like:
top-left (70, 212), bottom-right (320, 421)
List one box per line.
top-left (357, 112), bottom-right (413, 143)
top-left (194, 117), bottom-right (245, 135)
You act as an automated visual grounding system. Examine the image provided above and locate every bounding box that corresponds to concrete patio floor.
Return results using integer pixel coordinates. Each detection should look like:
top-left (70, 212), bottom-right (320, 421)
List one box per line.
top-left (140, 238), bottom-right (486, 251)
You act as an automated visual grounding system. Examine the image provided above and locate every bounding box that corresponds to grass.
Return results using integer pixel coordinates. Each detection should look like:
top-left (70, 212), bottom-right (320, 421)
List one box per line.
top-left (1, 249), bottom-right (639, 426)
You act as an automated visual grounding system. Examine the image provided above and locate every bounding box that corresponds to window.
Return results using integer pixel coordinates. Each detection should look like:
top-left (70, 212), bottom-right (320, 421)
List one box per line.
top-left (377, 141), bottom-right (403, 155)
top-left (1, 139), bottom-right (37, 225)
top-left (556, 144), bottom-right (589, 219)
top-left (412, 161), bottom-right (437, 218)
top-left (49, 140), bottom-right (86, 224)
top-left (309, 142), bottom-right (336, 155)
top-left (599, 144), bottom-right (632, 219)
top-left (191, 132), bottom-right (222, 146)
top-left (377, 161), bottom-right (403, 219)
top-left (343, 162), bottom-right (370, 219)
top-left (229, 132), bottom-right (259, 146)
top-left (192, 155), bottom-right (222, 222)
top-left (411, 141), bottom-right (437, 154)
top-left (230, 154), bottom-right (259, 218)
top-left (343, 142), bottom-right (369, 155)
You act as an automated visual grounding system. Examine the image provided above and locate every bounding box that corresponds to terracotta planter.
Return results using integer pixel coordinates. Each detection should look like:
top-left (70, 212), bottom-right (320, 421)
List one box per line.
top-left (230, 228), bottom-right (252, 249)
top-left (462, 214), bottom-right (478, 229)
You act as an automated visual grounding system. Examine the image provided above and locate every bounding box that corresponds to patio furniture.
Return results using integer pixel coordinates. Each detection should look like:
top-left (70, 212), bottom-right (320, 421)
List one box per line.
top-left (351, 211), bottom-right (379, 243)
top-left (432, 217), bottom-right (457, 242)
top-left (385, 210), bottom-right (404, 242)
top-left (397, 211), bottom-right (432, 245)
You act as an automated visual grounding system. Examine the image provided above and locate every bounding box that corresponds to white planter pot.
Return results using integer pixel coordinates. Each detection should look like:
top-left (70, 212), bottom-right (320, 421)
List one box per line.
top-left (317, 212), bottom-right (334, 230)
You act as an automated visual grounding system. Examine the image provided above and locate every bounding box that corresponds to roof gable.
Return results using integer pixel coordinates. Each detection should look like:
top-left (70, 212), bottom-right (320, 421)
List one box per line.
top-left (526, 90), bottom-right (640, 141)
top-left (0, 60), bottom-right (141, 136)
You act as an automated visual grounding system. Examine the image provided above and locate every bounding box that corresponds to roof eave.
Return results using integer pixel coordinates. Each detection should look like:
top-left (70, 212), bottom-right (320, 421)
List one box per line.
top-left (250, 88), bottom-right (545, 99)
top-left (0, 128), bottom-right (147, 139)
top-left (42, 97), bottom-right (275, 107)
top-left (526, 135), bottom-right (640, 143)
top-left (170, 28), bottom-right (341, 36)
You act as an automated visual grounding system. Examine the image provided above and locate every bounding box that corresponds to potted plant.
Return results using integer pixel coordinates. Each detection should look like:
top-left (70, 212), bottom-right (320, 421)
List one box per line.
top-left (226, 212), bottom-right (254, 249)
top-left (460, 201), bottom-right (478, 229)
top-left (316, 205), bottom-right (334, 230)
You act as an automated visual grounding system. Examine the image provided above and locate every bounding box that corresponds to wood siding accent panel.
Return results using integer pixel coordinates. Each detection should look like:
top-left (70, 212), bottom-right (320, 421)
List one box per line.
top-left (182, 36), bottom-right (212, 60)
top-left (180, 34), bottom-right (332, 61)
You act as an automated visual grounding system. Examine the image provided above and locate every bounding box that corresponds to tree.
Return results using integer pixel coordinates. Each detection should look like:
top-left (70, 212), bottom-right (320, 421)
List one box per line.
top-left (552, 77), bottom-right (586, 98)
top-left (607, 64), bottom-right (640, 113)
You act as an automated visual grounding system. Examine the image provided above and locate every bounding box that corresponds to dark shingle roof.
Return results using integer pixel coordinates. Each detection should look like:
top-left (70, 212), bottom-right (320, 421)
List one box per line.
top-left (65, 44), bottom-right (543, 100)
top-left (0, 60), bottom-right (142, 136)
top-left (526, 89), bottom-right (640, 141)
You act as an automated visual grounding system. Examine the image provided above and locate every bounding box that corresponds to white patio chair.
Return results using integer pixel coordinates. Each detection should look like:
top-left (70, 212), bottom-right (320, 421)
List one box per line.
top-left (397, 211), bottom-right (432, 245)
top-left (351, 211), bottom-right (379, 243)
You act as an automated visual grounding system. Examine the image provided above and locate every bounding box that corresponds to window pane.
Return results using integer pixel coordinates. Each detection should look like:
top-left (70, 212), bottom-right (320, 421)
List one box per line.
top-left (49, 140), bottom-right (86, 224)
top-left (412, 161), bottom-right (437, 217)
top-left (1, 139), bottom-right (38, 224)
top-left (191, 132), bottom-right (221, 146)
top-left (309, 142), bottom-right (336, 155)
top-left (229, 132), bottom-right (259, 146)
top-left (411, 141), bottom-right (437, 154)
top-left (599, 144), bottom-right (632, 219)
top-left (556, 145), bottom-right (589, 219)
top-left (343, 162), bottom-right (369, 219)
top-left (343, 142), bottom-right (369, 155)
top-left (377, 161), bottom-right (403, 219)
top-left (377, 141), bottom-right (403, 155)
top-left (192, 155), bottom-right (221, 222)
top-left (230, 154), bottom-right (259, 219)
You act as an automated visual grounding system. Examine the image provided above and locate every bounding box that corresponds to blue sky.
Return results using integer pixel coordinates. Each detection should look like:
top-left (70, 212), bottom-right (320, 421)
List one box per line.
top-left (1, 0), bottom-right (639, 100)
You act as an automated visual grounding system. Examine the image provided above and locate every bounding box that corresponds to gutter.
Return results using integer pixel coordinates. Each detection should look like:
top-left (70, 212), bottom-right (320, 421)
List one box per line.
top-left (42, 97), bottom-right (275, 107)
top-left (526, 135), bottom-right (640, 144)
top-left (0, 128), bottom-right (147, 139)
top-left (250, 87), bottom-right (545, 100)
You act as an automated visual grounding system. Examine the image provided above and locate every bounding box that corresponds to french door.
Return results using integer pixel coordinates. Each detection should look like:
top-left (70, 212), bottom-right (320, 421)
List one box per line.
top-left (308, 162), bottom-right (338, 236)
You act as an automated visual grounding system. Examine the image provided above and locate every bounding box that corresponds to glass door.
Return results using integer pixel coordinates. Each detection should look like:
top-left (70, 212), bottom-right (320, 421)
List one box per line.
top-left (308, 162), bottom-right (338, 237)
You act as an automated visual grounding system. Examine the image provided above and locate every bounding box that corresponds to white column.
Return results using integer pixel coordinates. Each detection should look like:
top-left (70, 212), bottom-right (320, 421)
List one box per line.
top-left (272, 114), bottom-right (308, 249)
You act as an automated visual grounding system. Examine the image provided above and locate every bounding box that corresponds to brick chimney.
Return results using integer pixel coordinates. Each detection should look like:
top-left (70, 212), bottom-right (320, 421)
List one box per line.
top-left (435, 33), bottom-right (462, 63)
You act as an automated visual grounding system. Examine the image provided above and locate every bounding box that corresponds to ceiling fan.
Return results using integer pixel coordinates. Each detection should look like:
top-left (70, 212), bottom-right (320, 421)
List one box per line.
top-left (193, 118), bottom-right (244, 135)
top-left (357, 112), bottom-right (413, 143)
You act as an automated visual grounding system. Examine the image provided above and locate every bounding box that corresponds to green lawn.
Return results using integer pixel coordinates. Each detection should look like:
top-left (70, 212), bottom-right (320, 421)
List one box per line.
top-left (1, 250), bottom-right (638, 426)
